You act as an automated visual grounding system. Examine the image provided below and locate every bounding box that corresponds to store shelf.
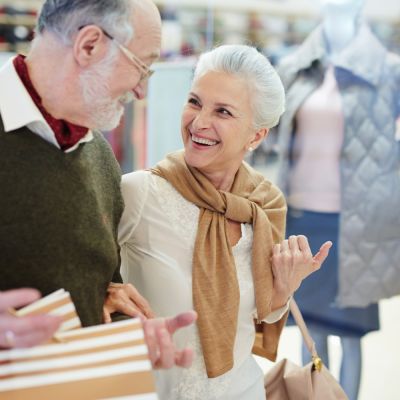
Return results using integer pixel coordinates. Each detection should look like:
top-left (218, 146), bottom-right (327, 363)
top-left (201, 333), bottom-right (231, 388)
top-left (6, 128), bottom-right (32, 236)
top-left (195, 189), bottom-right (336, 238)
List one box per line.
top-left (0, 14), bottom-right (36, 26)
top-left (0, 0), bottom-right (43, 8)
top-left (155, 0), bottom-right (400, 21)
top-left (0, 0), bottom-right (399, 21)
top-left (0, 42), bottom-right (9, 51)
top-left (156, 0), bottom-right (317, 16)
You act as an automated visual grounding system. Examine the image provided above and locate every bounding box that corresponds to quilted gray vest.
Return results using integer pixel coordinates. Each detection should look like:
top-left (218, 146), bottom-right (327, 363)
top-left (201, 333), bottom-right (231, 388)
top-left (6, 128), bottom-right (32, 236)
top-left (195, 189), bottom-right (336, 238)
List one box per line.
top-left (276, 24), bottom-right (400, 307)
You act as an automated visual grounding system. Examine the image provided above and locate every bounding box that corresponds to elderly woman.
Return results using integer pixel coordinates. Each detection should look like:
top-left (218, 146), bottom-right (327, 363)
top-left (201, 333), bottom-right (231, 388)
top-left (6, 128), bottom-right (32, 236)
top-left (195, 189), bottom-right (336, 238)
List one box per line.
top-left (118, 45), bottom-right (331, 400)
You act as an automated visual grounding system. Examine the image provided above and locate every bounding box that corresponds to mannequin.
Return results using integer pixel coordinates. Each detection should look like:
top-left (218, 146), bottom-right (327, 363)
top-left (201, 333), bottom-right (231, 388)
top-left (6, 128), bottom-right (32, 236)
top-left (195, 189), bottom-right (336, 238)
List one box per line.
top-left (275, 1), bottom-right (400, 399)
top-left (320, 0), bottom-right (364, 59)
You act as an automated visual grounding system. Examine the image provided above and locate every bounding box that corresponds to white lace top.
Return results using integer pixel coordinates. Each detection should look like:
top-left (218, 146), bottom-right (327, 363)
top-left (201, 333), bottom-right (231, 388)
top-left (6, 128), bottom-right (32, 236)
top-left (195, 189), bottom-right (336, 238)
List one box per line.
top-left (118, 170), bottom-right (288, 400)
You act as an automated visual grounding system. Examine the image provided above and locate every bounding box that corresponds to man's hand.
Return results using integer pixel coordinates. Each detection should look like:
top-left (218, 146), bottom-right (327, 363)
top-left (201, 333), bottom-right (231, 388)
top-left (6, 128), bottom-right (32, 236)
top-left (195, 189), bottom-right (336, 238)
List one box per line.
top-left (143, 311), bottom-right (197, 369)
top-left (0, 289), bottom-right (62, 349)
top-left (103, 282), bottom-right (155, 323)
top-left (271, 235), bottom-right (332, 310)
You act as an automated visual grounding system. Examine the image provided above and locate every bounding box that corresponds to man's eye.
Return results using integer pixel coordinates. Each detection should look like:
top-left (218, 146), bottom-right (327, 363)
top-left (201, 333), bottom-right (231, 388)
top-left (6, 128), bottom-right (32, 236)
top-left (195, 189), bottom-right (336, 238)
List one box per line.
top-left (217, 108), bottom-right (232, 116)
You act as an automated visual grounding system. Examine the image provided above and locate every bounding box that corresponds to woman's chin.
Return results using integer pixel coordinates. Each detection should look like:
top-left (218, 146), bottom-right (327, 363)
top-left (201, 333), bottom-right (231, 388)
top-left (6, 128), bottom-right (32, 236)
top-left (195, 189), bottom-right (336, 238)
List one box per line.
top-left (183, 151), bottom-right (211, 171)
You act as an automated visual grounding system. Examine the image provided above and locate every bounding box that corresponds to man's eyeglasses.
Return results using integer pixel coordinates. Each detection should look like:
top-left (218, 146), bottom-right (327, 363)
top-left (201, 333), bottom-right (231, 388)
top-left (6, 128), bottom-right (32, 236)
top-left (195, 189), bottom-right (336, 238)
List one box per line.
top-left (79, 26), bottom-right (154, 82)
top-left (101, 29), bottom-right (154, 82)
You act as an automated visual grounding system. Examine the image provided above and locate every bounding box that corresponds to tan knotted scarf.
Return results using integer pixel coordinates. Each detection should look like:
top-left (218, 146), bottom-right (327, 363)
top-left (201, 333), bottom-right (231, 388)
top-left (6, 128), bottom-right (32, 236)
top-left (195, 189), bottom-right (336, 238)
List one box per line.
top-left (151, 151), bottom-right (287, 378)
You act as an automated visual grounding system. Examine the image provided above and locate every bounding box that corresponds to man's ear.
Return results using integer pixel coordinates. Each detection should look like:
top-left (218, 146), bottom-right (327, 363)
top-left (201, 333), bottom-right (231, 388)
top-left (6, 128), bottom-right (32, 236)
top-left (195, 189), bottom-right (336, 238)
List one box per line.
top-left (248, 127), bottom-right (269, 151)
top-left (73, 25), bottom-right (109, 67)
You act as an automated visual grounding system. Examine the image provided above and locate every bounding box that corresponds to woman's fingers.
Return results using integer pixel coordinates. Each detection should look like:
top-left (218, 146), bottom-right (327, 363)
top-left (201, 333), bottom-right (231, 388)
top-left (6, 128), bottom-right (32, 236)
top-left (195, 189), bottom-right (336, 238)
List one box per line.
top-left (105, 283), bottom-right (155, 319)
top-left (297, 235), bottom-right (313, 259)
top-left (272, 236), bottom-right (332, 298)
top-left (288, 235), bottom-right (300, 252)
top-left (102, 307), bottom-right (112, 324)
top-left (143, 320), bottom-right (158, 366)
top-left (114, 301), bottom-right (144, 319)
top-left (155, 328), bottom-right (174, 369)
top-left (124, 284), bottom-right (155, 319)
top-left (143, 312), bottom-right (197, 369)
top-left (165, 311), bottom-right (197, 335)
top-left (280, 239), bottom-right (289, 252)
top-left (313, 241), bottom-right (333, 268)
top-left (175, 348), bottom-right (194, 368)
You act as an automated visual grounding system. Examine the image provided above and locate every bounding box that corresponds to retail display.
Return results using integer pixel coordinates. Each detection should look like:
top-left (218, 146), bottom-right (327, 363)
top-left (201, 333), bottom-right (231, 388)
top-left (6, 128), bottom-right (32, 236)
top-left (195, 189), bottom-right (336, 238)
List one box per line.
top-left (0, 5), bottom-right (36, 52)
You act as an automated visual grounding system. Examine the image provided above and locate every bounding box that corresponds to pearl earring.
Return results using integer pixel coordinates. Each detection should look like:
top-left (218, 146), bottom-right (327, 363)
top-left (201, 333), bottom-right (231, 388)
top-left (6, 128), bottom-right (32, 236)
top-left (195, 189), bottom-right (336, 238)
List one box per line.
top-left (248, 146), bottom-right (254, 152)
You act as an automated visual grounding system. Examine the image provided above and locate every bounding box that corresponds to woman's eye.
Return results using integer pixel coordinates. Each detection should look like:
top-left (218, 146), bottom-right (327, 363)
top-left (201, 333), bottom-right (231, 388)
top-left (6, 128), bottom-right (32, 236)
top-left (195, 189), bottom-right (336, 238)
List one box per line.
top-left (217, 108), bottom-right (232, 116)
top-left (188, 97), bottom-right (200, 106)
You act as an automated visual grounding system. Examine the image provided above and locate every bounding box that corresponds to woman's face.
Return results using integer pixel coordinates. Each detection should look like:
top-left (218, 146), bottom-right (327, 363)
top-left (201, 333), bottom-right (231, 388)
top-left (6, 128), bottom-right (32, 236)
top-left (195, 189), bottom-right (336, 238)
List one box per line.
top-left (181, 71), bottom-right (262, 176)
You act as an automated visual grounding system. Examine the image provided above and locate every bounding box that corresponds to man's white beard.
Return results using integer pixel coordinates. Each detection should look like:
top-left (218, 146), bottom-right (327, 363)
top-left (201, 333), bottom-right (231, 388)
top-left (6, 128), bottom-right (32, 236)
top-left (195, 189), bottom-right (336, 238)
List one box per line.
top-left (79, 52), bottom-right (134, 131)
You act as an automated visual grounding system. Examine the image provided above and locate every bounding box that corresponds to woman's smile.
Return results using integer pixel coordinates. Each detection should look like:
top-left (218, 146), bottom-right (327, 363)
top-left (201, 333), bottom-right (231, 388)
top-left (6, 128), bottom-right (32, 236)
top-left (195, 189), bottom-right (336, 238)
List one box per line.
top-left (190, 132), bottom-right (220, 148)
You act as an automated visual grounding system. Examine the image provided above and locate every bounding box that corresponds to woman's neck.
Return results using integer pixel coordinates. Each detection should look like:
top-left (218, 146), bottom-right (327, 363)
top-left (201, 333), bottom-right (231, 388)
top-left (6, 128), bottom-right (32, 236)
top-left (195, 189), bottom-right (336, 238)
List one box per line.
top-left (200, 169), bottom-right (236, 192)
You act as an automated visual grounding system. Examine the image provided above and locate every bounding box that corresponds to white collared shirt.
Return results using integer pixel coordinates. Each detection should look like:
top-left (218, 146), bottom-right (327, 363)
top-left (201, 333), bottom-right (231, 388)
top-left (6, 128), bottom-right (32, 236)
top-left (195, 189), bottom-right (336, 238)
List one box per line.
top-left (119, 170), bottom-right (289, 400)
top-left (0, 57), bottom-right (93, 153)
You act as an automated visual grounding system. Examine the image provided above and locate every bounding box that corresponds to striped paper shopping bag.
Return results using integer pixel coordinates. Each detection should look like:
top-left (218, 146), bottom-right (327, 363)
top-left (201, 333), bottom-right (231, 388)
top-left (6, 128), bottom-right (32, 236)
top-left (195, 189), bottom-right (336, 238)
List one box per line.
top-left (14, 288), bottom-right (81, 332)
top-left (0, 318), bottom-right (157, 399)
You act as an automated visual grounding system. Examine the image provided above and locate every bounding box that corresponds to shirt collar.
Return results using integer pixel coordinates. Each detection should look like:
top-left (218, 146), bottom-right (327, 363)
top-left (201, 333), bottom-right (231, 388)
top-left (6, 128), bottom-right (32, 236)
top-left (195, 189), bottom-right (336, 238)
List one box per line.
top-left (0, 57), bottom-right (93, 151)
top-left (282, 22), bottom-right (386, 87)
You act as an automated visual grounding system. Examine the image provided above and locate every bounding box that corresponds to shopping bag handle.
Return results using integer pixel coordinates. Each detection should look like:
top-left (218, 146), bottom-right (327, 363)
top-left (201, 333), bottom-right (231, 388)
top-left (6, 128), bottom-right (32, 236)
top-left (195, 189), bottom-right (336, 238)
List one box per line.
top-left (289, 299), bottom-right (322, 371)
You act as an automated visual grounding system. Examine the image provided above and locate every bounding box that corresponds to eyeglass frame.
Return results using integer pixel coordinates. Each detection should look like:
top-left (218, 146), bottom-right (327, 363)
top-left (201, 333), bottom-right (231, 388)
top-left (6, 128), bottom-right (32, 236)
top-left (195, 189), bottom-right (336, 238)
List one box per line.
top-left (78, 25), bottom-right (154, 82)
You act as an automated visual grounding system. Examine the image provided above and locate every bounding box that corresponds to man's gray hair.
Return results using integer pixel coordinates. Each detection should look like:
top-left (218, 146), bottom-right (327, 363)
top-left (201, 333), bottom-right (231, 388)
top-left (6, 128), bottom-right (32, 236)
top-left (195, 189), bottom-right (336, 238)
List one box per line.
top-left (193, 45), bottom-right (285, 130)
top-left (37, 0), bottom-right (134, 45)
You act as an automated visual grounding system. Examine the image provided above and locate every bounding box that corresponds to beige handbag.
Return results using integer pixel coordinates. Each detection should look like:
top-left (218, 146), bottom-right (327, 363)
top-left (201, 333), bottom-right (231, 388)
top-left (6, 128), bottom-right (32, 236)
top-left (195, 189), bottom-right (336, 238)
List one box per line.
top-left (264, 299), bottom-right (348, 400)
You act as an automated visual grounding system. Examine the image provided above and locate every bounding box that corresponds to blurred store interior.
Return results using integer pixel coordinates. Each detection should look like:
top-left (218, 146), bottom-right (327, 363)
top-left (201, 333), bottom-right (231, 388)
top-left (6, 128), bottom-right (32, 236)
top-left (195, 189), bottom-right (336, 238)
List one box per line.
top-left (1, 0), bottom-right (399, 170)
top-left (0, 1), bottom-right (399, 399)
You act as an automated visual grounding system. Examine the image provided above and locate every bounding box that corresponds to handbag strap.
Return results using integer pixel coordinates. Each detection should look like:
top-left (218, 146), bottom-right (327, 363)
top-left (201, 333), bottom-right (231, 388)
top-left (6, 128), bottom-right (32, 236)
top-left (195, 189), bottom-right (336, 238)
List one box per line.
top-left (289, 298), bottom-right (323, 371)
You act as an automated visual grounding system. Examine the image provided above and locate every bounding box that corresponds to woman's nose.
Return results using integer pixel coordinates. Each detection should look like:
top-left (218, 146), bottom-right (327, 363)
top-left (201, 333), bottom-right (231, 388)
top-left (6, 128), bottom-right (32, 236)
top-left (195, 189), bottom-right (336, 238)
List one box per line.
top-left (192, 110), bottom-right (212, 131)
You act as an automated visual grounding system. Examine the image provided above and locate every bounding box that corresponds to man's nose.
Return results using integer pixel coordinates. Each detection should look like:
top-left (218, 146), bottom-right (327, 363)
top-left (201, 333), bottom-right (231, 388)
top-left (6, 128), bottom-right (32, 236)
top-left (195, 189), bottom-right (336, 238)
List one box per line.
top-left (133, 80), bottom-right (148, 100)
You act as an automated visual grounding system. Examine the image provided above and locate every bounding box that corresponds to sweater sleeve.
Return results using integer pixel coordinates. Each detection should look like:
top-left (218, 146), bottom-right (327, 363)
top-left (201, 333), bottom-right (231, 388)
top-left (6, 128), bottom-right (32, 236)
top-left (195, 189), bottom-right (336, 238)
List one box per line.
top-left (118, 170), bottom-right (150, 246)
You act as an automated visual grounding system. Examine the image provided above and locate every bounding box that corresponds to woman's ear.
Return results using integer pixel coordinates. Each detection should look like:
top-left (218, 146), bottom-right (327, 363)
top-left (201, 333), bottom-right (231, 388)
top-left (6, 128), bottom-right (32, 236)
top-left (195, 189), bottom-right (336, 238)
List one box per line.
top-left (73, 25), bottom-right (109, 68)
top-left (248, 127), bottom-right (269, 151)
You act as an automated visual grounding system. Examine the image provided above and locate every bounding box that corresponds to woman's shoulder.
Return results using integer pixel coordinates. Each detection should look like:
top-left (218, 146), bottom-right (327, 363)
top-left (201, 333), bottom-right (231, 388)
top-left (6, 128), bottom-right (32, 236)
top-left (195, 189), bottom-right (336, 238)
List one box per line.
top-left (122, 169), bottom-right (151, 187)
top-left (121, 170), bottom-right (152, 213)
top-left (119, 171), bottom-right (153, 244)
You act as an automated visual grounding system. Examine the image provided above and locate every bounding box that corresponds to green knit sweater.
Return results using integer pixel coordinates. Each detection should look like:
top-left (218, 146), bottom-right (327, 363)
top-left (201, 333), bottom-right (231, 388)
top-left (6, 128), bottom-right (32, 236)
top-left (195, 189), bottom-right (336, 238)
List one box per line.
top-left (0, 118), bottom-right (124, 326)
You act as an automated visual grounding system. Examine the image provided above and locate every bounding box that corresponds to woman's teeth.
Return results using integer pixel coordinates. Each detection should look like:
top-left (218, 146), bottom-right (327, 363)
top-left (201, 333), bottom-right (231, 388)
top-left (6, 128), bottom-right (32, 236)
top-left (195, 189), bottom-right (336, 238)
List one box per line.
top-left (192, 135), bottom-right (218, 146)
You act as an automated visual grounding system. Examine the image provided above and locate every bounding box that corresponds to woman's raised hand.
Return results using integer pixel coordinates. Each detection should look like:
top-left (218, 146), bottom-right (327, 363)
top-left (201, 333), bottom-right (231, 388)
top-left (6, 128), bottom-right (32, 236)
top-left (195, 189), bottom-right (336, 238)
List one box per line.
top-left (271, 235), bottom-right (332, 309)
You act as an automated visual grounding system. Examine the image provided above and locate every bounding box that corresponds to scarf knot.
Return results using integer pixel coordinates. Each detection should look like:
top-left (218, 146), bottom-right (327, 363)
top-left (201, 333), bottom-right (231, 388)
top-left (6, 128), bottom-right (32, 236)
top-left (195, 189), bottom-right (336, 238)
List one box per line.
top-left (151, 150), bottom-right (287, 378)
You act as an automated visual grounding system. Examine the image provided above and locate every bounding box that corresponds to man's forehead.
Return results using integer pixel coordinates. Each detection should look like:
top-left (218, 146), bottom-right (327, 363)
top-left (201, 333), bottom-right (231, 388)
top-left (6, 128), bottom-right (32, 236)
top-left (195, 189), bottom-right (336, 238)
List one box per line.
top-left (131, 0), bottom-right (161, 25)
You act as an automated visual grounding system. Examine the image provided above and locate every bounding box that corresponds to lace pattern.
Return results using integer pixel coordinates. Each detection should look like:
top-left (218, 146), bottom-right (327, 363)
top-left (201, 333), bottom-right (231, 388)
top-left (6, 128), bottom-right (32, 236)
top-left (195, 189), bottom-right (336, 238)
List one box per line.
top-left (152, 175), bottom-right (257, 399)
top-left (153, 175), bottom-right (199, 251)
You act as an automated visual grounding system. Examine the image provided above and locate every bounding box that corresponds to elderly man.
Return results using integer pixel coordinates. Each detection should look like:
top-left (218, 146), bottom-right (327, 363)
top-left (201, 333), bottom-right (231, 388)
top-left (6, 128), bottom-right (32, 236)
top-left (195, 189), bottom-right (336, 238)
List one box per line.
top-left (0, 0), bottom-right (195, 368)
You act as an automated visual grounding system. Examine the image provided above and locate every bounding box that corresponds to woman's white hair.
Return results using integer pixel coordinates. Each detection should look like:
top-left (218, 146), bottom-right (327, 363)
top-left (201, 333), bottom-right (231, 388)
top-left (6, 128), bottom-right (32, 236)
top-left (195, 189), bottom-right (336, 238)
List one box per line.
top-left (37, 0), bottom-right (135, 46)
top-left (193, 44), bottom-right (285, 130)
